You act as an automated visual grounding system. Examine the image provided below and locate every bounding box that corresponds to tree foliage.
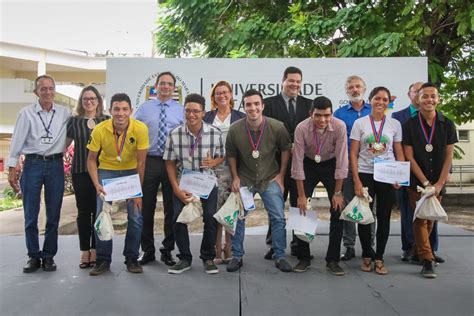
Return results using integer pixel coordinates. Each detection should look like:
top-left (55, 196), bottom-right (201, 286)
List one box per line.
top-left (155, 0), bottom-right (473, 123)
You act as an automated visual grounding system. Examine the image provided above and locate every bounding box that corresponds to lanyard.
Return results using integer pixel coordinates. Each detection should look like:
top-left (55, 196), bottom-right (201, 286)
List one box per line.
top-left (418, 112), bottom-right (436, 146)
top-left (37, 110), bottom-right (56, 136)
top-left (313, 127), bottom-right (327, 156)
top-left (369, 115), bottom-right (386, 143)
top-left (113, 126), bottom-right (128, 162)
top-left (188, 126), bottom-right (203, 159)
top-left (245, 118), bottom-right (266, 152)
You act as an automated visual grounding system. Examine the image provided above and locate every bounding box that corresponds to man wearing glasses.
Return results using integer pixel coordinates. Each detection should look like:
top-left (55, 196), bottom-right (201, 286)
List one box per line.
top-left (164, 93), bottom-right (225, 274)
top-left (135, 72), bottom-right (184, 267)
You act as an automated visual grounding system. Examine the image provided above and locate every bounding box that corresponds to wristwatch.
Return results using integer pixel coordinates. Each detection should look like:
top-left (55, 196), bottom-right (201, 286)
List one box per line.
top-left (422, 180), bottom-right (430, 187)
top-left (334, 191), bottom-right (343, 197)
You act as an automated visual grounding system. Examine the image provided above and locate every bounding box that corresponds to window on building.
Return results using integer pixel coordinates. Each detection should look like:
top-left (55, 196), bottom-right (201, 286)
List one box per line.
top-left (458, 130), bottom-right (469, 142)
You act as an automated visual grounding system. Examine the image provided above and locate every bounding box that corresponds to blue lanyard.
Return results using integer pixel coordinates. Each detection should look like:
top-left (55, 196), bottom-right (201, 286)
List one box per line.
top-left (37, 110), bottom-right (56, 136)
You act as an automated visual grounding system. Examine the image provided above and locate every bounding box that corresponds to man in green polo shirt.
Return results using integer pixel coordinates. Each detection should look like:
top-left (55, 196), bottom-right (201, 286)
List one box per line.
top-left (225, 89), bottom-right (293, 273)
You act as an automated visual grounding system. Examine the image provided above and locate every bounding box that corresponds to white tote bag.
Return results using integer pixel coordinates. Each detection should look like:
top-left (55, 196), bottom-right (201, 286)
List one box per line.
top-left (340, 187), bottom-right (374, 225)
top-left (94, 197), bottom-right (114, 241)
top-left (176, 196), bottom-right (203, 224)
top-left (413, 186), bottom-right (448, 221)
top-left (213, 192), bottom-right (244, 235)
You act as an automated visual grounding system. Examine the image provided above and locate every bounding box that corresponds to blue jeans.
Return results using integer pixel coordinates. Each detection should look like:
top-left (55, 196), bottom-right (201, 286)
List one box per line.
top-left (20, 157), bottom-right (64, 258)
top-left (172, 187), bottom-right (218, 263)
top-left (232, 180), bottom-right (287, 260)
top-left (95, 169), bottom-right (143, 263)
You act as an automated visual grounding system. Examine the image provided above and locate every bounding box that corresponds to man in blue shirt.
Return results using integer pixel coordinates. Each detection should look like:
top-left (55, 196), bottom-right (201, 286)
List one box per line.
top-left (392, 82), bottom-right (443, 264)
top-left (134, 71), bottom-right (184, 266)
top-left (333, 75), bottom-right (371, 261)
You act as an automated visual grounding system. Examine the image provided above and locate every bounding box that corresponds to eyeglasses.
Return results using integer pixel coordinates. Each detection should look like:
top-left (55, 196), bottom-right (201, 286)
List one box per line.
top-left (215, 91), bottom-right (230, 97)
top-left (82, 97), bottom-right (98, 102)
top-left (185, 109), bottom-right (203, 115)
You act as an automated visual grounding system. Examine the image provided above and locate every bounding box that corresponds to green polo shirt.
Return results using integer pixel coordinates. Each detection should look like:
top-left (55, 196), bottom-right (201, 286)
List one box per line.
top-left (226, 117), bottom-right (292, 191)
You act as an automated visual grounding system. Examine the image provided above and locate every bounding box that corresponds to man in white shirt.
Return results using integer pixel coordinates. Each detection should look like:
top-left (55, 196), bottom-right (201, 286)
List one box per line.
top-left (7, 75), bottom-right (71, 273)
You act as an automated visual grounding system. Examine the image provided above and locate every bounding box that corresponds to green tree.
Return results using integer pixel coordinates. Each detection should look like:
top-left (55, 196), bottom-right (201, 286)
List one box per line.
top-left (156, 0), bottom-right (473, 123)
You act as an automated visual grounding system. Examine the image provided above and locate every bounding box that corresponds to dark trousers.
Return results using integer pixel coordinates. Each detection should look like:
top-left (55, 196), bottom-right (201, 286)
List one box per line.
top-left (296, 158), bottom-right (343, 263)
top-left (398, 188), bottom-right (439, 252)
top-left (140, 156), bottom-right (174, 255)
top-left (72, 172), bottom-right (97, 251)
top-left (266, 158), bottom-right (298, 246)
top-left (357, 173), bottom-right (394, 261)
top-left (172, 187), bottom-right (218, 262)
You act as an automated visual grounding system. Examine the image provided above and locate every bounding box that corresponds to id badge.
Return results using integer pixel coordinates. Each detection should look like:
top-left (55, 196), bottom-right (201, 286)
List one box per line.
top-left (41, 136), bottom-right (53, 144)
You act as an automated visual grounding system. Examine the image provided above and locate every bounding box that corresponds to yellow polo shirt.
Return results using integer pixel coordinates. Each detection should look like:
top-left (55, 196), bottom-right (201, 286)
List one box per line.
top-left (87, 118), bottom-right (149, 170)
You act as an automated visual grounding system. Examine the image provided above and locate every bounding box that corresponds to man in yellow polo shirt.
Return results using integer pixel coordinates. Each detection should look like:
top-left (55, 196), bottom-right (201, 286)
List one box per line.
top-left (87, 93), bottom-right (149, 276)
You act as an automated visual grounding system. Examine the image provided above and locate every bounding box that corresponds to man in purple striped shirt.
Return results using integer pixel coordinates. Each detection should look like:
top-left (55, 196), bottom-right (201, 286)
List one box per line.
top-left (291, 96), bottom-right (348, 275)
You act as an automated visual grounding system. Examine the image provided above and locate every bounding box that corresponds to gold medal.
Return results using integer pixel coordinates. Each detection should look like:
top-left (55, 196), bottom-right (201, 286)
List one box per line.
top-left (252, 150), bottom-right (260, 159)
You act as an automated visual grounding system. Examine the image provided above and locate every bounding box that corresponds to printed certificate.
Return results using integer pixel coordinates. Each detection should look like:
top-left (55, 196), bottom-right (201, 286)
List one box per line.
top-left (374, 158), bottom-right (410, 186)
top-left (179, 169), bottom-right (217, 199)
top-left (286, 207), bottom-right (318, 235)
top-left (102, 174), bottom-right (143, 202)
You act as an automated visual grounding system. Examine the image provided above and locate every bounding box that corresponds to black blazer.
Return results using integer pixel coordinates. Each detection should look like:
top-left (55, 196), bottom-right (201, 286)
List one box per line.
top-left (263, 94), bottom-right (312, 141)
top-left (203, 109), bottom-right (246, 125)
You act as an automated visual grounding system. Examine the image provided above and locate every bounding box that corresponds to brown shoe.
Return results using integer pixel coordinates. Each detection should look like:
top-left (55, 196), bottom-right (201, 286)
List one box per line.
top-left (360, 258), bottom-right (372, 272)
top-left (374, 260), bottom-right (388, 275)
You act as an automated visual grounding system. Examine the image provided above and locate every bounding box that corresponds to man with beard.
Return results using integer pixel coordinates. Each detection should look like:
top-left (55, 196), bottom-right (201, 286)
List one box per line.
top-left (333, 75), bottom-right (372, 261)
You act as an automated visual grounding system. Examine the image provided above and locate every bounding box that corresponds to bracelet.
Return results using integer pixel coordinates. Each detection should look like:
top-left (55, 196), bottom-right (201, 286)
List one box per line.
top-left (422, 180), bottom-right (430, 187)
top-left (334, 191), bottom-right (343, 197)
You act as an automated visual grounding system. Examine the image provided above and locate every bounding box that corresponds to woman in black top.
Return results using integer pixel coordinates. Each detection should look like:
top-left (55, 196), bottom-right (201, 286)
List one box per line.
top-left (67, 86), bottom-right (109, 268)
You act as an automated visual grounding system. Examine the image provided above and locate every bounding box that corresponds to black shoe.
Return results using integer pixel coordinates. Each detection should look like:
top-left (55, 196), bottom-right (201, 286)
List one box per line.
top-left (125, 258), bottom-right (143, 273)
top-left (410, 255), bottom-right (423, 265)
top-left (90, 261), bottom-right (110, 276)
top-left (293, 260), bottom-right (310, 273)
top-left (275, 259), bottom-right (292, 272)
top-left (326, 261), bottom-right (345, 276)
top-left (42, 257), bottom-right (57, 272)
top-left (433, 252), bottom-right (445, 263)
top-left (138, 251), bottom-right (156, 265)
top-left (160, 252), bottom-right (176, 266)
top-left (401, 250), bottom-right (411, 262)
top-left (23, 257), bottom-right (41, 273)
top-left (340, 247), bottom-right (355, 261)
top-left (421, 260), bottom-right (437, 279)
top-left (226, 257), bottom-right (243, 272)
top-left (264, 248), bottom-right (274, 260)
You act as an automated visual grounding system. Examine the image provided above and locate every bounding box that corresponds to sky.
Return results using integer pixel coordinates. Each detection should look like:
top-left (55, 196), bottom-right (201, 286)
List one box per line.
top-left (0, 0), bottom-right (157, 56)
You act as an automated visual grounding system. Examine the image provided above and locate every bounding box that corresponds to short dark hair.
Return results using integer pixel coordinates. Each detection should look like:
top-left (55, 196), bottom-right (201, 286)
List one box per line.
top-left (242, 89), bottom-right (264, 104)
top-left (110, 93), bottom-right (132, 109)
top-left (310, 96), bottom-right (333, 113)
top-left (184, 93), bottom-right (205, 110)
top-left (368, 86), bottom-right (391, 101)
top-left (155, 71), bottom-right (176, 86)
top-left (418, 82), bottom-right (438, 93)
top-left (283, 66), bottom-right (303, 81)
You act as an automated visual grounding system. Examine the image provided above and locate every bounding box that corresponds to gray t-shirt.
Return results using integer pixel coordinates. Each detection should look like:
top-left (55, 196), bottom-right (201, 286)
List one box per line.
top-left (350, 115), bottom-right (402, 174)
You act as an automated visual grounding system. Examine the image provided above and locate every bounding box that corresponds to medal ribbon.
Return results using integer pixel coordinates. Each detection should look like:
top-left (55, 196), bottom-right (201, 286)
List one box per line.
top-left (369, 115), bottom-right (386, 143)
top-left (188, 126), bottom-right (203, 158)
top-left (37, 110), bottom-right (56, 136)
top-left (418, 111), bottom-right (436, 146)
top-left (313, 128), bottom-right (327, 156)
top-left (245, 118), bottom-right (266, 152)
top-left (114, 126), bottom-right (128, 160)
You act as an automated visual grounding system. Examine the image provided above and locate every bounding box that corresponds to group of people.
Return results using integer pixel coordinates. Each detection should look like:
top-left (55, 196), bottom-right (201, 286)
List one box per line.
top-left (7, 67), bottom-right (456, 280)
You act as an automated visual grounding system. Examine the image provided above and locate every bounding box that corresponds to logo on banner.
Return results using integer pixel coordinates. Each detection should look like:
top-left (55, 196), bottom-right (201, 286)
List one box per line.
top-left (135, 73), bottom-right (190, 110)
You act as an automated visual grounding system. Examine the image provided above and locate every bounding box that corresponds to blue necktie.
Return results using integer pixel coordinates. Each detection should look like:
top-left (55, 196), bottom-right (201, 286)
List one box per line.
top-left (157, 103), bottom-right (168, 153)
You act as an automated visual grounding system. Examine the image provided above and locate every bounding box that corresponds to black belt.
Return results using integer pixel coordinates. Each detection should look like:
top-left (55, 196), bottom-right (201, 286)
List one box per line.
top-left (147, 155), bottom-right (163, 160)
top-left (26, 153), bottom-right (63, 161)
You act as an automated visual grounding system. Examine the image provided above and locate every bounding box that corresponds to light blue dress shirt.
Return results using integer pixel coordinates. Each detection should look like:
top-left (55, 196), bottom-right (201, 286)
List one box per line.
top-left (134, 98), bottom-right (184, 156)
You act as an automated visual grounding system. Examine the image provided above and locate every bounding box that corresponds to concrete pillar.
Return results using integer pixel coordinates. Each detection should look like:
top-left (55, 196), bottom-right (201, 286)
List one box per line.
top-left (37, 51), bottom-right (46, 76)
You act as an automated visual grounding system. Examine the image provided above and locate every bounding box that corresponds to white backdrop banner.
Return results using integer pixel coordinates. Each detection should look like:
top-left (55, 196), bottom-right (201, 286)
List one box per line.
top-left (106, 57), bottom-right (427, 113)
